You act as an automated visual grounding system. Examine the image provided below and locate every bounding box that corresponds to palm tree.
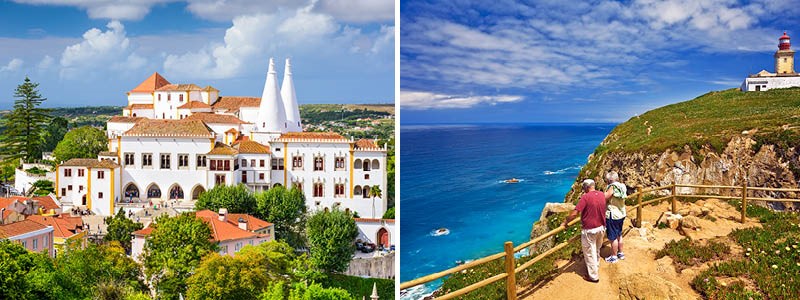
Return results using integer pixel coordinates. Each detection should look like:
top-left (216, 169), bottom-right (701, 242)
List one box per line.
top-left (369, 185), bottom-right (382, 218)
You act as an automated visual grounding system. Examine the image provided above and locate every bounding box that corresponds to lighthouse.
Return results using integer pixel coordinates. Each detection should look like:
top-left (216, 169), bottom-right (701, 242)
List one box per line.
top-left (775, 31), bottom-right (795, 75)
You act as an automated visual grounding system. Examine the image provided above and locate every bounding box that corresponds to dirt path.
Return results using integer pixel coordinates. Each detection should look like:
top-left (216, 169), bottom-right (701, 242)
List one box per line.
top-left (517, 198), bottom-right (759, 299)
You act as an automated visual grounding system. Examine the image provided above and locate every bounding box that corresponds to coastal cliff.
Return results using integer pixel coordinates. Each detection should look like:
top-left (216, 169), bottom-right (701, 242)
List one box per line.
top-left (565, 88), bottom-right (800, 211)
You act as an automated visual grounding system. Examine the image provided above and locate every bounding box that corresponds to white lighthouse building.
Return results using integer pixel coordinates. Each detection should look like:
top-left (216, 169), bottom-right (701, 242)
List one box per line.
top-left (741, 32), bottom-right (800, 91)
top-left (52, 58), bottom-right (393, 249)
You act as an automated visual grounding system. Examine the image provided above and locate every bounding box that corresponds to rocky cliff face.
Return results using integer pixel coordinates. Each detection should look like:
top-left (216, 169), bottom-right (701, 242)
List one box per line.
top-left (564, 135), bottom-right (800, 210)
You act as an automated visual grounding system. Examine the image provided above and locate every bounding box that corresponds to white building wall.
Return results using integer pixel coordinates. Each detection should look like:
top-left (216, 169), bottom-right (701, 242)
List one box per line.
top-left (56, 167), bottom-right (89, 208)
top-left (107, 122), bottom-right (137, 139)
top-left (153, 91), bottom-right (191, 119)
top-left (127, 92), bottom-right (153, 104)
top-left (352, 151), bottom-right (388, 218)
top-left (741, 76), bottom-right (800, 91)
top-left (15, 163), bottom-right (56, 194)
top-left (238, 108), bottom-right (260, 124)
top-left (355, 220), bottom-right (395, 247)
top-left (235, 154), bottom-right (271, 192)
top-left (120, 137), bottom-right (213, 202)
top-left (87, 167), bottom-right (118, 216)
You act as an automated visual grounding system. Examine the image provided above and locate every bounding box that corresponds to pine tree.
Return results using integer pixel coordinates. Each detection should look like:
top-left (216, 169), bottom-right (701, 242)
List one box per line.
top-left (1, 77), bottom-right (51, 163)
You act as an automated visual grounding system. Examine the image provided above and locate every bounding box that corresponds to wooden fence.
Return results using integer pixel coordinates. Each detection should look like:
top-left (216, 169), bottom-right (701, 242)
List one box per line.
top-left (399, 183), bottom-right (800, 299)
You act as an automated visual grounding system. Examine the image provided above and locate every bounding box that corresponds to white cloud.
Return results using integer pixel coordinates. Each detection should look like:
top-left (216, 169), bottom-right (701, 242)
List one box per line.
top-left (59, 21), bottom-right (147, 79)
top-left (400, 90), bottom-right (523, 109)
top-left (164, 4), bottom-right (392, 79)
top-left (314, 0), bottom-right (394, 23)
top-left (12, 0), bottom-right (167, 20)
top-left (0, 58), bottom-right (24, 72)
top-left (37, 55), bottom-right (53, 69)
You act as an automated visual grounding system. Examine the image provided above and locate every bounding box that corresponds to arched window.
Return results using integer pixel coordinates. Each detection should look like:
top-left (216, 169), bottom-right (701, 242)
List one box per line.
top-left (371, 159), bottom-right (380, 170)
top-left (354, 185), bottom-right (362, 196)
top-left (362, 185), bottom-right (370, 198)
top-left (354, 159), bottom-right (362, 169)
top-left (169, 184), bottom-right (184, 200)
top-left (191, 185), bottom-right (206, 200)
top-left (147, 184), bottom-right (161, 198)
top-left (124, 183), bottom-right (140, 201)
top-left (363, 160), bottom-right (370, 171)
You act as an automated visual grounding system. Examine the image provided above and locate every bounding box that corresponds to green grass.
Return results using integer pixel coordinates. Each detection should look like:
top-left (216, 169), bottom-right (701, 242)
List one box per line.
top-left (690, 210), bottom-right (800, 299)
top-left (596, 87), bottom-right (800, 156)
top-left (655, 238), bottom-right (730, 271)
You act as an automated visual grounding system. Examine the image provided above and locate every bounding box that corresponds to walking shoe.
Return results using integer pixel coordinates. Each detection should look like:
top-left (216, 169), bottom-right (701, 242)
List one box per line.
top-left (617, 252), bottom-right (625, 260)
top-left (605, 256), bottom-right (619, 263)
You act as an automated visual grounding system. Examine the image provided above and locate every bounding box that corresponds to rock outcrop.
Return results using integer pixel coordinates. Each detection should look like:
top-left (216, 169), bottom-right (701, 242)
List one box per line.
top-left (566, 136), bottom-right (800, 211)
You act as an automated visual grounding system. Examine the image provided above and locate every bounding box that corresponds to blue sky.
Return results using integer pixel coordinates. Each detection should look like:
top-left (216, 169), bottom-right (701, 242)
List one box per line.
top-left (400, 0), bottom-right (800, 123)
top-left (0, 0), bottom-right (394, 108)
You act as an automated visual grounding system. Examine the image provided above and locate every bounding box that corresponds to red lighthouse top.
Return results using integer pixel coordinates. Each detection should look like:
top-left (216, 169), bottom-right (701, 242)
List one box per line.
top-left (779, 31), bottom-right (791, 50)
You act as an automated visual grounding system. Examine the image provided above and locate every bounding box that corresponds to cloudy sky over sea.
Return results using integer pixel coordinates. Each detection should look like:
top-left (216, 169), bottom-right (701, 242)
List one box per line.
top-left (0, 0), bottom-right (394, 107)
top-left (400, 0), bottom-right (800, 123)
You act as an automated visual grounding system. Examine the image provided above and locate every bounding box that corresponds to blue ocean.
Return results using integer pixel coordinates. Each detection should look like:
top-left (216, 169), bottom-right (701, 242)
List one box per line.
top-left (399, 123), bottom-right (613, 298)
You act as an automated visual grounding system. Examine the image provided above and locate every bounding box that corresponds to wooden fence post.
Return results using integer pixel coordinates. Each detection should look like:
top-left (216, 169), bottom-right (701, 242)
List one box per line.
top-left (504, 241), bottom-right (517, 300)
top-left (671, 184), bottom-right (678, 213)
top-left (741, 184), bottom-right (747, 223)
top-left (636, 187), bottom-right (643, 228)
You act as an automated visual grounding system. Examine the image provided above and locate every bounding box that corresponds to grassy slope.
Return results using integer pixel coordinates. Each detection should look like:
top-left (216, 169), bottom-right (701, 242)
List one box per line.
top-left (600, 87), bottom-right (800, 155)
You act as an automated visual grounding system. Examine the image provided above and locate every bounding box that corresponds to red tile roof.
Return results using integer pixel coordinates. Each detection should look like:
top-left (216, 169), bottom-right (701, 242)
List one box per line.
top-left (60, 158), bottom-right (120, 169)
top-left (32, 196), bottom-right (59, 211)
top-left (26, 215), bottom-right (83, 239)
top-left (233, 140), bottom-right (270, 154)
top-left (124, 119), bottom-right (214, 138)
top-left (132, 226), bottom-right (153, 237)
top-left (195, 210), bottom-right (259, 242)
top-left (226, 213), bottom-right (273, 231)
top-left (130, 72), bottom-right (171, 93)
top-left (354, 218), bottom-right (395, 223)
top-left (0, 219), bottom-right (51, 238)
top-left (157, 84), bottom-right (203, 91)
top-left (109, 116), bottom-right (144, 123)
top-left (178, 101), bottom-right (211, 109)
top-left (184, 113), bottom-right (248, 124)
top-left (211, 96), bottom-right (261, 110)
top-left (126, 104), bottom-right (154, 110)
top-left (207, 142), bottom-right (238, 156)
top-left (354, 139), bottom-right (381, 150)
top-left (277, 132), bottom-right (347, 142)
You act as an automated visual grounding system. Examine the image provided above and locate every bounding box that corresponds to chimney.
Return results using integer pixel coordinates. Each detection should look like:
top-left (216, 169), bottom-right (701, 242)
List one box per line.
top-left (218, 208), bottom-right (227, 222)
top-left (238, 217), bottom-right (247, 230)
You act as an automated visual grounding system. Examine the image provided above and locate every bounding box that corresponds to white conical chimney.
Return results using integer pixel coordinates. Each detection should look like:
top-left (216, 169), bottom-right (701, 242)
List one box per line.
top-left (281, 58), bottom-right (302, 132)
top-left (256, 58), bottom-right (287, 133)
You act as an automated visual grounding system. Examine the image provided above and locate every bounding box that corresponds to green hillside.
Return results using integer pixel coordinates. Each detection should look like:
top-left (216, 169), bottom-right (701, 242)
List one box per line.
top-left (598, 88), bottom-right (800, 156)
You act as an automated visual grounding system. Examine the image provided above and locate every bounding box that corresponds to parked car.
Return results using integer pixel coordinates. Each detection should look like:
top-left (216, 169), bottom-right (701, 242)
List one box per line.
top-left (356, 241), bottom-right (376, 253)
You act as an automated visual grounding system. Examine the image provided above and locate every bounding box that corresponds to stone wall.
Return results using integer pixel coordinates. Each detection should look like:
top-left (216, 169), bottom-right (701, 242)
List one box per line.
top-left (344, 253), bottom-right (394, 279)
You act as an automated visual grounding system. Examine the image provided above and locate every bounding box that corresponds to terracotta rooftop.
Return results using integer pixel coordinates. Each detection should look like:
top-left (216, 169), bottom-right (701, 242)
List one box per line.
top-left (225, 128), bottom-right (238, 134)
top-left (60, 158), bottom-right (120, 169)
top-left (124, 119), bottom-right (214, 138)
top-left (354, 138), bottom-right (381, 150)
top-left (277, 132), bottom-right (347, 141)
top-left (178, 101), bottom-right (211, 109)
top-left (207, 142), bottom-right (238, 156)
top-left (98, 151), bottom-right (117, 156)
top-left (226, 213), bottom-right (273, 232)
top-left (354, 218), bottom-right (395, 223)
top-left (0, 196), bottom-right (58, 212)
top-left (233, 140), bottom-right (270, 154)
top-left (108, 116), bottom-right (144, 123)
top-left (130, 72), bottom-right (171, 93)
top-left (26, 214), bottom-right (83, 239)
top-left (0, 219), bottom-right (51, 238)
top-left (195, 210), bottom-right (259, 242)
top-left (126, 104), bottom-right (154, 110)
top-left (211, 96), bottom-right (261, 110)
top-left (156, 84), bottom-right (202, 91)
top-left (204, 85), bottom-right (219, 92)
top-left (32, 196), bottom-right (59, 211)
top-left (132, 226), bottom-right (153, 237)
top-left (184, 113), bottom-right (248, 124)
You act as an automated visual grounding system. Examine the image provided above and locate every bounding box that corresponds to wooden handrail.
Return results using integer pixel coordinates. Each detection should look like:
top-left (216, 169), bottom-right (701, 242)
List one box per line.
top-left (400, 183), bottom-right (800, 299)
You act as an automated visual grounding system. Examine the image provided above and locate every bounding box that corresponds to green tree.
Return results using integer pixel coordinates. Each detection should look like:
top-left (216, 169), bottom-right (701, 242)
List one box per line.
top-left (41, 116), bottom-right (69, 153)
top-left (0, 240), bottom-right (41, 299)
top-left (306, 209), bottom-right (358, 273)
top-left (195, 184), bottom-right (256, 214)
top-left (369, 185), bottom-right (382, 219)
top-left (104, 208), bottom-right (144, 254)
top-left (382, 207), bottom-right (394, 219)
top-left (30, 179), bottom-right (54, 196)
top-left (186, 241), bottom-right (297, 299)
top-left (53, 126), bottom-right (107, 163)
top-left (260, 282), bottom-right (355, 300)
top-left (0, 77), bottom-right (51, 163)
top-left (143, 213), bottom-right (217, 299)
top-left (383, 138), bottom-right (395, 208)
top-left (53, 242), bottom-right (146, 299)
top-left (255, 186), bottom-right (308, 248)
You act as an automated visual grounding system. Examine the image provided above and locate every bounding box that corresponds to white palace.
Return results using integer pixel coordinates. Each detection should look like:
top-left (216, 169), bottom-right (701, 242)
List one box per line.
top-left (49, 58), bottom-right (392, 247)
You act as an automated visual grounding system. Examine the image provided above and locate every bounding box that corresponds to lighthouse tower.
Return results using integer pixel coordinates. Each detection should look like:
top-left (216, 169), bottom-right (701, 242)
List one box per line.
top-left (254, 58), bottom-right (288, 141)
top-left (775, 31), bottom-right (795, 75)
top-left (281, 58), bottom-right (302, 132)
